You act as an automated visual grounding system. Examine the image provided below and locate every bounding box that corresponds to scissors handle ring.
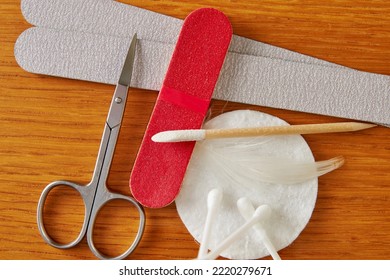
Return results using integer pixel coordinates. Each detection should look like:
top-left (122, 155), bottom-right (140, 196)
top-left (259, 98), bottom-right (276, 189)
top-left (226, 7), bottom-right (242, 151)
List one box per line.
top-left (37, 180), bottom-right (89, 249)
top-left (87, 193), bottom-right (146, 260)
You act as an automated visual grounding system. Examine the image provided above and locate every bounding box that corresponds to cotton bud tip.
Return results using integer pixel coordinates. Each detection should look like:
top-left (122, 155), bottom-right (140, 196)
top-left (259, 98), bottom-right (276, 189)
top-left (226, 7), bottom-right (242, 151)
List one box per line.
top-left (207, 188), bottom-right (223, 209)
top-left (253, 205), bottom-right (272, 221)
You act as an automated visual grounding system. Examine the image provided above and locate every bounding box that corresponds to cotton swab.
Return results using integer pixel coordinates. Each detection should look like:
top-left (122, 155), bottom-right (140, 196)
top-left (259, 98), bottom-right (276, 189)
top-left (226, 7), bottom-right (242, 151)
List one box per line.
top-left (237, 198), bottom-right (281, 260)
top-left (151, 122), bottom-right (376, 142)
top-left (175, 110), bottom-right (327, 259)
top-left (197, 188), bottom-right (223, 259)
top-left (200, 204), bottom-right (272, 260)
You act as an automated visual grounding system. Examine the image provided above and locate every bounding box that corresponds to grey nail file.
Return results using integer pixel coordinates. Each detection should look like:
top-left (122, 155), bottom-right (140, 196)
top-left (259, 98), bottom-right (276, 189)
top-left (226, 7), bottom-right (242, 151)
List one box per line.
top-left (20, 0), bottom-right (338, 67)
top-left (15, 27), bottom-right (390, 125)
top-left (15, 27), bottom-right (173, 90)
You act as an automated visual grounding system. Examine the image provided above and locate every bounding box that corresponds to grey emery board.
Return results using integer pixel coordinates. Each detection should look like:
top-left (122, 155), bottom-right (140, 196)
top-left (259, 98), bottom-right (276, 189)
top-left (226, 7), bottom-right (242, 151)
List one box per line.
top-left (16, 0), bottom-right (390, 125)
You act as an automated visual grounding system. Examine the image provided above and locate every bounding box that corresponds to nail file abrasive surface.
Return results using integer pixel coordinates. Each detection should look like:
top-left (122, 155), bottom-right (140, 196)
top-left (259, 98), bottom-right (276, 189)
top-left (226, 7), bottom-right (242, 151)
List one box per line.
top-left (20, 0), bottom-right (334, 66)
top-left (15, 27), bottom-right (390, 125)
top-left (15, 0), bottom-right (390, 126)
top-left (129, 8), bottom-right (232, 208)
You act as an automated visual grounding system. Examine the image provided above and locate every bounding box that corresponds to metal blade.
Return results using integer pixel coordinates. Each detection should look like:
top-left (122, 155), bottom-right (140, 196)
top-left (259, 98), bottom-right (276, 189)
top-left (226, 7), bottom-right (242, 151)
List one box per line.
top-left (118, 34), bottom-right (137, 86)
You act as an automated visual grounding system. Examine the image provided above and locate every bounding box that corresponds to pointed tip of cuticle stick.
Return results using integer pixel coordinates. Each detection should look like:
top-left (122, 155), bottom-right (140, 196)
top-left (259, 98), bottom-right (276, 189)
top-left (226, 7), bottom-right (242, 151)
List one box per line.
top-left (351, 122), bottom-right (377, 130)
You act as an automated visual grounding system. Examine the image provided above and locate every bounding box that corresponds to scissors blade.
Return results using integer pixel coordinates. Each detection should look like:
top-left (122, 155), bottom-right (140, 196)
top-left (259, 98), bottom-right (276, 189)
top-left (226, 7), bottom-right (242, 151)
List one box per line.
top-left (118, 34), bottom-right (137, 86)
top-left (106, 34), bottom-right (137, 129)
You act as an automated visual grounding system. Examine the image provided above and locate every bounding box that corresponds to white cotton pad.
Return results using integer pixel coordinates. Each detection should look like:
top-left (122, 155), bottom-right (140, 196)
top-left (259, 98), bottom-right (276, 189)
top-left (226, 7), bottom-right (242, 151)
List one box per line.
top-left (175, 110), bottom-right (318, 259)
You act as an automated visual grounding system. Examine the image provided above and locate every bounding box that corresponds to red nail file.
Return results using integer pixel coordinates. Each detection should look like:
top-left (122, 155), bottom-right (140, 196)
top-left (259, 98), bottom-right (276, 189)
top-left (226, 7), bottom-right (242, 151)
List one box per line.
top-left (130, 8), bottom-right (232, 208)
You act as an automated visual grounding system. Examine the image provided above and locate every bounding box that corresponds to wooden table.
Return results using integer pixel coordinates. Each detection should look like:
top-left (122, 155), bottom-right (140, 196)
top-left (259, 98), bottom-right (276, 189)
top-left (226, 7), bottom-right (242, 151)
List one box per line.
top-left (1, 0), bottom-right (389, 260)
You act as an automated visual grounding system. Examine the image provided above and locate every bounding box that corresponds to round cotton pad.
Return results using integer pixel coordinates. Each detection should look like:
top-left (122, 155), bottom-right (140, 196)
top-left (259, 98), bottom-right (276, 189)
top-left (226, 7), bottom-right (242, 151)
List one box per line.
top-left (175, 110), bottom-right (318, 259)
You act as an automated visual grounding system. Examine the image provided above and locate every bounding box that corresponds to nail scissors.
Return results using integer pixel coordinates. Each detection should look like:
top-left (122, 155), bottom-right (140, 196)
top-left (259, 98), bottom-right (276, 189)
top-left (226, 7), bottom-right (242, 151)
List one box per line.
top-left (37, 34), bottom-right (145, 260)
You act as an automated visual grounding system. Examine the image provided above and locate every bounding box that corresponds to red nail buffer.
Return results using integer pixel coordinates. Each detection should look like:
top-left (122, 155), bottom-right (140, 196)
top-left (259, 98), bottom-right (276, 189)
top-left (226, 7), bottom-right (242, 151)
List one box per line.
top-left (130, 8), bottom-right (232, 208)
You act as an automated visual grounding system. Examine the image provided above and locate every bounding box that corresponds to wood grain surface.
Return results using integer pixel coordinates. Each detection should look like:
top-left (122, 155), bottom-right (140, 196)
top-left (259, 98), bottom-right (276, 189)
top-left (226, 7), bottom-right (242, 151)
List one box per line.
top-left (0, 0), bottom-right (389, 260)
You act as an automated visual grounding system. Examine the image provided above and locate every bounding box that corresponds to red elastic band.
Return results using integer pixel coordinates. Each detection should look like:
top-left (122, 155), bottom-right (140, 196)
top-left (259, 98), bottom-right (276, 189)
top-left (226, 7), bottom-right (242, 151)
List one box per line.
top-left (159, 85), bottom-right (210, 116)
